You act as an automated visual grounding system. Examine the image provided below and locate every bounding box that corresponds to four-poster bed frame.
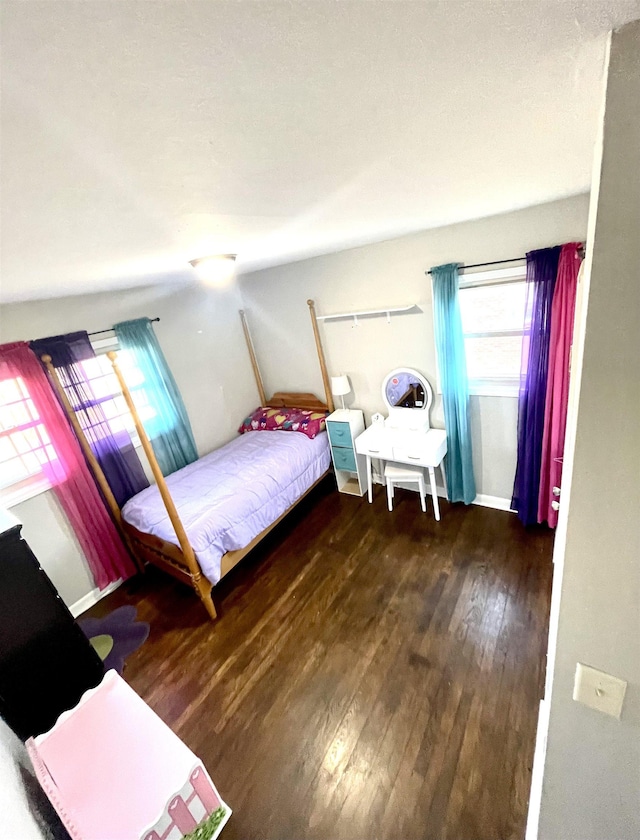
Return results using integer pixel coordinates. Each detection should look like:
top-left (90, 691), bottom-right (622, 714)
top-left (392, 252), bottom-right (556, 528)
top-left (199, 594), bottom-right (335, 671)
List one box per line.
top-left (42, 300), bottom-right (334, 621)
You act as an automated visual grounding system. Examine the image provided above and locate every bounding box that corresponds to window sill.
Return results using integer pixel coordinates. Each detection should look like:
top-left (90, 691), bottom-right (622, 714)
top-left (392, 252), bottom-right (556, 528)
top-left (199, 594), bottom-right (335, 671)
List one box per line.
top-left (2, 436), bottom-right (147, 511)
top-left (468, 381), bottom-right (519, 398)
top-left (436, 381), bottom-right (520, 398)
top-left (1, 475), bottom-right (53, 509)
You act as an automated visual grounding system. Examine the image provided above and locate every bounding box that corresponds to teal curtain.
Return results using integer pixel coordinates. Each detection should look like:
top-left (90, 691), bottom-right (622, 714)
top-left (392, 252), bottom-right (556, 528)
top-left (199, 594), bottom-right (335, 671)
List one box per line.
top-left (113, 318), bottom-right (198, 476)
top-left (431, 263), bottom-right (476, 504)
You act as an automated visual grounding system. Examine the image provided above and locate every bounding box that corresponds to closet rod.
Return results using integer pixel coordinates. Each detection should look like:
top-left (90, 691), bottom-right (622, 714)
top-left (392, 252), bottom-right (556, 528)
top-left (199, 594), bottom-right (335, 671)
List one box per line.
top-left (88, 317), bottom-right (160, 338)
top-left (426, 257), bottom-right (523, 276)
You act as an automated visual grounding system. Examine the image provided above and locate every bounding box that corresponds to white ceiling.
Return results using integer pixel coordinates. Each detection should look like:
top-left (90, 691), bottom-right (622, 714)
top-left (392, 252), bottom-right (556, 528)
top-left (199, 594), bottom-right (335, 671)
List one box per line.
top-left (1, 0), bottom-right (639, 303)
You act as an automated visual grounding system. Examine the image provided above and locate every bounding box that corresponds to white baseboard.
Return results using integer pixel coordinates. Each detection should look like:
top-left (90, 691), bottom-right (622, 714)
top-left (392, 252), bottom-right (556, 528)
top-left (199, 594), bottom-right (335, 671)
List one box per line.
top-left (372, 473), bottom-right (513, 513)
top-left (473, 494), bottom-right (515, 512)
top-left (70, 579), bottom-right (123, 618)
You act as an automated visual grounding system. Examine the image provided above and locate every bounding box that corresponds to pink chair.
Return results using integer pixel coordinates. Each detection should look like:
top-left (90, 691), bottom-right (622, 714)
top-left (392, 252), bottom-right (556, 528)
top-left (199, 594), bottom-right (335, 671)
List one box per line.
top-left (26, 670), bottom-right (230, 840)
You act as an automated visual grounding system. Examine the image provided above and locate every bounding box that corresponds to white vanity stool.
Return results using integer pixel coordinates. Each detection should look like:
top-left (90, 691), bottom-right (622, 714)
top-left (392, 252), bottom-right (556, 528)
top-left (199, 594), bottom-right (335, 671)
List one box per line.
top-left (384, 463), bottom-right (429, 514)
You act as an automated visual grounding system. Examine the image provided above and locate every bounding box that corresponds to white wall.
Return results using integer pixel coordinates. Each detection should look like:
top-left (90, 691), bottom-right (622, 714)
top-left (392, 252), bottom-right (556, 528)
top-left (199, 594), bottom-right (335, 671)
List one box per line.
top-left (0, 278), bottom-right (259, 609)
top-left (535, 21), bottom-right (640, 840)
top-left (239, 194), bottom-right (589, 500)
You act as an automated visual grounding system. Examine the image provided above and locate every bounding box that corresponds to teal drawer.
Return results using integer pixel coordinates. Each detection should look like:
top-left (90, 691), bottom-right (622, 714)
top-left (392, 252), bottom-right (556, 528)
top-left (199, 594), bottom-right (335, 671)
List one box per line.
top-left (332, 446), bottom-right (356, 472)
top-left (327, 421), bottom-right (351, 447)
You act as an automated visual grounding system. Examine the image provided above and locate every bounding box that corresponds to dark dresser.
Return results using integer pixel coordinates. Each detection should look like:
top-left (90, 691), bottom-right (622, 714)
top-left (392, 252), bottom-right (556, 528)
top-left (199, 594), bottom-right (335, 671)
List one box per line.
top-left (0, 511), bottom-right (104, 740)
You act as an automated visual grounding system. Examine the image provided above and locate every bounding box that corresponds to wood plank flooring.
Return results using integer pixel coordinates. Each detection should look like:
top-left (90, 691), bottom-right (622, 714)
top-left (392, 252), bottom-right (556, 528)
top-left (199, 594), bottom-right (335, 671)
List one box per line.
top-left (84, 478), bottom-right (554, 840)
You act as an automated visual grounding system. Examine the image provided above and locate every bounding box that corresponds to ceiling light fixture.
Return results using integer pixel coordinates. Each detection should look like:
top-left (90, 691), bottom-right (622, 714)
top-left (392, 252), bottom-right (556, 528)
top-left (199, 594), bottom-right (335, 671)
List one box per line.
top-left (188, 254), bottom-right (237, 286)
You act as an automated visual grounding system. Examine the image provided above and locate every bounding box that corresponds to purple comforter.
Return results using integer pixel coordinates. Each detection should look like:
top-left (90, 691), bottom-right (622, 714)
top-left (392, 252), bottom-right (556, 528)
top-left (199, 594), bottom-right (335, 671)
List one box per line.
top-left (122, 430), bottom-right (330, 585)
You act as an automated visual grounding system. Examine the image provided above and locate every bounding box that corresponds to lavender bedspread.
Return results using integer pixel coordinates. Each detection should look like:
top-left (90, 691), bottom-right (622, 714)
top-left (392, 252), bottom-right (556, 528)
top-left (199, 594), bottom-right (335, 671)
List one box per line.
top-left (121, 430), bottom-right (330, 585)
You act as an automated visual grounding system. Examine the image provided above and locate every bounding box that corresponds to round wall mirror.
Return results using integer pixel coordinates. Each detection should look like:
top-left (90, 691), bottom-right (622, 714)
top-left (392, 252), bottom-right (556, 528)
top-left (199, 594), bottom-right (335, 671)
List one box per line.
top-left (382, 368), bottom-right (433, 413)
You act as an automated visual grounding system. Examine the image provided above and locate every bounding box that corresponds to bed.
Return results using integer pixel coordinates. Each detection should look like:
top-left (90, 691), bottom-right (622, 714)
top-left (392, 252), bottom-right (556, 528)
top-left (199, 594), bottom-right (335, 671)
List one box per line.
top-left (121, 429), bottom-right (330, 587)
top-left (42, 302), bottom-right (335, 621)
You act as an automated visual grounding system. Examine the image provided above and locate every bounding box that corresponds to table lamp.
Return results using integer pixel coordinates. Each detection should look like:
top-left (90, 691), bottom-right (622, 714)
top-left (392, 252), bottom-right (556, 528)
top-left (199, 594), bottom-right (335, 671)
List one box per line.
top-left (331, 374), bottom-right (351, 410)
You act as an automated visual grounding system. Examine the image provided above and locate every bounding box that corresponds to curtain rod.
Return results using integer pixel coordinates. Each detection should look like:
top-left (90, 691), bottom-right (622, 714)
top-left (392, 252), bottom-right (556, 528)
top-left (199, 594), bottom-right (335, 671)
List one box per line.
top-left (425, 257), bottom-right (524, 276)
top-left (88, 317), bottom-right (160, 338)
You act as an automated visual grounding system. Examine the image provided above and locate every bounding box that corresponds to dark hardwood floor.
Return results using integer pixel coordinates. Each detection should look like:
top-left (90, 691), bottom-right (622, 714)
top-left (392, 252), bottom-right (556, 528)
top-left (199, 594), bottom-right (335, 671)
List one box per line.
top-left (84, 478), bottom-right (554, 840)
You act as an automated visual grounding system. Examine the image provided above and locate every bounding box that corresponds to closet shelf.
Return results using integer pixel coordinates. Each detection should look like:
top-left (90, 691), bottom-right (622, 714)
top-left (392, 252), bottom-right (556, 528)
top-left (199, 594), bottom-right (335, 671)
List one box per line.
top-left (316, 303), bottom-right (418, 325)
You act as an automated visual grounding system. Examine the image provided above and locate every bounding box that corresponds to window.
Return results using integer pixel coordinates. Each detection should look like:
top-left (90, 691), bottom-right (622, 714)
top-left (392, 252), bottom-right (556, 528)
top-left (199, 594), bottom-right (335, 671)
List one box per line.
top-left (79, 338), bottom-right (155, 447)
top-left (458, 266), bottom-right (527, 397)
top-left (0, 336), bottom-right (154, 508)
top-left (0, 377), bottom-right (58, 507)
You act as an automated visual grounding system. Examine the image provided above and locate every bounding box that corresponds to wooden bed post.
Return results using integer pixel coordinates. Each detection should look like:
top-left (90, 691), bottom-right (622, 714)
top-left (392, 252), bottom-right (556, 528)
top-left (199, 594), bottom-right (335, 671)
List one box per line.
top-left (106, 352), bottom-right (217, 620)
top-left (307, 300), bottom-right (335, 412)
top-left (239, 309), bottom-right (267, 406)
top-left (40, 355), bottom-right (145, 574)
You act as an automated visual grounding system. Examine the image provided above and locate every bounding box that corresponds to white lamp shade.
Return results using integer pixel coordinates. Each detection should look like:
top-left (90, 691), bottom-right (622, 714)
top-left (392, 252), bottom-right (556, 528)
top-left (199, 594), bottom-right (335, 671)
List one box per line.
top-left (331, 375), bottom-right (351, 397)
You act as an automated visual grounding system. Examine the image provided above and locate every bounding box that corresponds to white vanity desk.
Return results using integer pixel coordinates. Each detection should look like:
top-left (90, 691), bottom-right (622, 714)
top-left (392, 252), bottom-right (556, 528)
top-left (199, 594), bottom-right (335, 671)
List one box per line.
top-left (354, 367), bottom-right (447, 518)
top-left (355, 425), bottom-right (447, 513)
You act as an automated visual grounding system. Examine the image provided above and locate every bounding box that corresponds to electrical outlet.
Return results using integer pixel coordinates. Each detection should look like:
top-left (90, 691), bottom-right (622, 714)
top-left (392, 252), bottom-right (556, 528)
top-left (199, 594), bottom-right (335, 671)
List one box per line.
top-left (573, 663), bottom-right (627, 719)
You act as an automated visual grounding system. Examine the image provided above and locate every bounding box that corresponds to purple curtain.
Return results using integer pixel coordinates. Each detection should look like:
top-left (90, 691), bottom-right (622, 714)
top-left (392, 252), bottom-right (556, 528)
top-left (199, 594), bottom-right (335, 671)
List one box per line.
top-left (511, 247), bottom-right (561, 526)
top-left (30, 332), bottom-right (149, 507)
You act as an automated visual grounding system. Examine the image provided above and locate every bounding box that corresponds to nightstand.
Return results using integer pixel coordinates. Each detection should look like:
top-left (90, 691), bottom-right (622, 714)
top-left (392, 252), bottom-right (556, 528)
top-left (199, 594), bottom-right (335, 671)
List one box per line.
top-left (325, 409), bottom-right (367, 496)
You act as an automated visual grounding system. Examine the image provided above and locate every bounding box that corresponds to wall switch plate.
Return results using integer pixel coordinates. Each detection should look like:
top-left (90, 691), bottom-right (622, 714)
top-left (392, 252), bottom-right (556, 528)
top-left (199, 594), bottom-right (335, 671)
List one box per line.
top-left (573, 663), bottom-right (627, 719)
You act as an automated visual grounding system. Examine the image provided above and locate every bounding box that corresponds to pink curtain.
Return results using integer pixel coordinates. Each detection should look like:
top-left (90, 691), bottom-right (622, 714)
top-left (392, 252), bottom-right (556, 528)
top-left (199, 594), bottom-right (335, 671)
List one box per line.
top-left (0, 342), bottom-right (136, 589)
top-left (537, 243), bottom-right (582, 527)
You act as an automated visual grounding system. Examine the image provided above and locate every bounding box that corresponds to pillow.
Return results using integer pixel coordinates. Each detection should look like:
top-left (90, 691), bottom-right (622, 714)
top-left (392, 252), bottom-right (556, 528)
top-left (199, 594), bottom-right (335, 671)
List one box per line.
top-left (238, 406), bottom-right (327, 439)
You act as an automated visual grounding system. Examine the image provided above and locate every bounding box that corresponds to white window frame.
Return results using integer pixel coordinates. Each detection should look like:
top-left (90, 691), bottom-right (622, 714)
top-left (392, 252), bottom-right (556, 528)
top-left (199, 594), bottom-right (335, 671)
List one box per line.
top-left (0, 377), bottom-right (56, 508)
top-left (458, 265), bottom-right (527, 398)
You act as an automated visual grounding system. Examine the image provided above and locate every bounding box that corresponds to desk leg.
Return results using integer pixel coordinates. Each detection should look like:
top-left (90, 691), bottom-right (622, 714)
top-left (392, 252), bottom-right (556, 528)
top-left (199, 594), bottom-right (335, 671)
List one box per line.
top-left (428, 466), bottom-right (440, 521)
top-left (366, 455), bottom-right (373, 503)
top-left (440, 460), bottom-right (448, 500)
